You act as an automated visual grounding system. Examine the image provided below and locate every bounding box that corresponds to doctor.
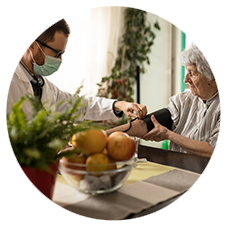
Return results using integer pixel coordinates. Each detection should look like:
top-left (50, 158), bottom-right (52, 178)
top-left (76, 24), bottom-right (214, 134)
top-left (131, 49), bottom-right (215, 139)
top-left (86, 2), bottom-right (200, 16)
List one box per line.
top-left (7, 19), bottom-right (147, 121)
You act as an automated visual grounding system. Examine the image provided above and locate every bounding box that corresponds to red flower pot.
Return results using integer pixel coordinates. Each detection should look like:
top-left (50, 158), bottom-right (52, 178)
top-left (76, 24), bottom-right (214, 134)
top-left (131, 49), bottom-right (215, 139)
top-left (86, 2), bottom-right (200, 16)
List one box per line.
top-left (14, 163), bottom-right (58, 214)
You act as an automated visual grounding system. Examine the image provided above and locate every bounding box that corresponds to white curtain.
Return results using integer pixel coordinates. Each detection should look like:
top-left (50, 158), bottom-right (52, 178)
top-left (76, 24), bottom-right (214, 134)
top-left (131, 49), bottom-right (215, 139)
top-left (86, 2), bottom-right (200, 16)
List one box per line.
top-left (14, 6), bottom-right (34, 52)
top-left (48, 6), bottom-right (125, 97)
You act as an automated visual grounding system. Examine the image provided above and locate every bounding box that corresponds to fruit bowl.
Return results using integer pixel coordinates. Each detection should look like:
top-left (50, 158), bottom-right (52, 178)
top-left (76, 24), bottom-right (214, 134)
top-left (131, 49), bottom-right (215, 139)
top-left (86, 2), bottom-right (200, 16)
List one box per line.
top-left (59, 156), bottom-right (136, 195)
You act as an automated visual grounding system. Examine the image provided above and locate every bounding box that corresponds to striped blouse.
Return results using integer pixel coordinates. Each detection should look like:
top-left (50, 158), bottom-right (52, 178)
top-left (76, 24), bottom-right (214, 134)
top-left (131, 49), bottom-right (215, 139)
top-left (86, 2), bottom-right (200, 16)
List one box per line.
top-left (166, 90), bottom-right (220, 153)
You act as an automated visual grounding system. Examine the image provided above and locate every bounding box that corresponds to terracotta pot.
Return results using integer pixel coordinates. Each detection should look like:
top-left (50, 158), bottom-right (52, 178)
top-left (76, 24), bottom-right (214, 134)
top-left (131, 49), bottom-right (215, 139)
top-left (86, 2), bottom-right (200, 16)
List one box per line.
top-left (14, 163), bottom-right (58, 214)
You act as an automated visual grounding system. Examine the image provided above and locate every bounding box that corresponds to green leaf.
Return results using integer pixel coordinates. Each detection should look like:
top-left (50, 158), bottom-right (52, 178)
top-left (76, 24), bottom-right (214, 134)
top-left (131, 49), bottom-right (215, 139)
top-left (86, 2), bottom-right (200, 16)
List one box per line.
top-left (8, 96), bottom-right (27, 131)
top-left (24, 148), bottom-right (41, 160)
top-left (97, 83), bottom-right (103, 87)
top-left (96, 8), bottom-right (160, 123)
top-left (154, 21), bottom-right (161, 30)
top-left (7, 87), bottom-right (105, 170)
top-left (47, 139), bottom-right (65, 150)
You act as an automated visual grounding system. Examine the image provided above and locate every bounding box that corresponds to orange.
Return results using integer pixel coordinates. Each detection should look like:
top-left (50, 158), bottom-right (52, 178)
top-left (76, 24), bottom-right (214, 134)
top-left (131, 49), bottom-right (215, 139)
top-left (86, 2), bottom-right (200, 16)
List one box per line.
top-left (72, 129), bottom-right (108, 155)
top-left (85, 153), bottom-right (109, 174)
top-left (71, 134), bottom-right (77, 147)
top-left (106, 156), bottom-right (117, 170)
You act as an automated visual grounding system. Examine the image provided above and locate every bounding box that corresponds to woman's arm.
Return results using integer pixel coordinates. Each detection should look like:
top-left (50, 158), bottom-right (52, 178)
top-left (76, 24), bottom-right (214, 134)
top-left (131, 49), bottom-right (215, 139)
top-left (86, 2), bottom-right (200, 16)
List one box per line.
top-left (167, 130), bottom-right (213, 157)
top-left (142, 115), bottom-right (214, 158)
top-left (106, 114), bottom-right (214, 158)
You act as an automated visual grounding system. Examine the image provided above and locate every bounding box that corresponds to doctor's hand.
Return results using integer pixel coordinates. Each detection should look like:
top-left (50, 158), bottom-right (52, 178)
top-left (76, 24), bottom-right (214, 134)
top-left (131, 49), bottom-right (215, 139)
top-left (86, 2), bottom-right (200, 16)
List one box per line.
top-left (142, 115), bottom-right (169, 141)
top-left (114, 101), bottom-right (147, 119)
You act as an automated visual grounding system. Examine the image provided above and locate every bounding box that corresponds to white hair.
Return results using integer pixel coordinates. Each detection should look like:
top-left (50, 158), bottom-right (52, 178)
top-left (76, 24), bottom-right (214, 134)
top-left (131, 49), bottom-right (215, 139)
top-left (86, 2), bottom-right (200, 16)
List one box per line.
top-left (179, 42), bottom-right (214, 81)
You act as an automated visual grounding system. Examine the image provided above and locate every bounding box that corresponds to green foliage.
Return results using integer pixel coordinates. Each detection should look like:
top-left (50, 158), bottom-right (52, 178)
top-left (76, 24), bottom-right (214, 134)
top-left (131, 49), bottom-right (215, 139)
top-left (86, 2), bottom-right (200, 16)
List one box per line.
top-left (7, 87), bottom-right (96, 170)
top-left (97, 8), bottom-right (160, 125)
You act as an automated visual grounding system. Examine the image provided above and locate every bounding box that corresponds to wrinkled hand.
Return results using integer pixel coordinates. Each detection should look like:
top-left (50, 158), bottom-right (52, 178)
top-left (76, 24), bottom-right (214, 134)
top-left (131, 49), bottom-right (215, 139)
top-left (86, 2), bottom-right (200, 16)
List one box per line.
top-left (114, 101), bottom-right (147, 119)
top-left (142, 115), bottom-right (169, 141)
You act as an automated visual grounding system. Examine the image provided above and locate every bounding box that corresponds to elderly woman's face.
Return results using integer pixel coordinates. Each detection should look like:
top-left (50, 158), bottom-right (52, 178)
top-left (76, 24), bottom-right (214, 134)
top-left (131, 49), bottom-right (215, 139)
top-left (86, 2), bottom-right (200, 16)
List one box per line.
top-left (184, 64), bottom-right (213, 100)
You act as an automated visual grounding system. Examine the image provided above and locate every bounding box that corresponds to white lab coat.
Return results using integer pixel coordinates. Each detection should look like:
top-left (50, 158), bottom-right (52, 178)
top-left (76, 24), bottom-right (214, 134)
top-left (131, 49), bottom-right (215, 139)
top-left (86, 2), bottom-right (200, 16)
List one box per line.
top-left (7, 64), bottom-right (120, 121)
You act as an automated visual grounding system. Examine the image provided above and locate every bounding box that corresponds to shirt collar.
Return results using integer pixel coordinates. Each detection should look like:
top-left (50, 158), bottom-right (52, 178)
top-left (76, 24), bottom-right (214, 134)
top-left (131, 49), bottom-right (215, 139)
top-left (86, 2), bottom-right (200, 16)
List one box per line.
top-left (199, 91), bottom-right (219, 106)
top-left (21, 65), bottom-right (35, 82)
top-left (205, 91), bottom-right (219, 103)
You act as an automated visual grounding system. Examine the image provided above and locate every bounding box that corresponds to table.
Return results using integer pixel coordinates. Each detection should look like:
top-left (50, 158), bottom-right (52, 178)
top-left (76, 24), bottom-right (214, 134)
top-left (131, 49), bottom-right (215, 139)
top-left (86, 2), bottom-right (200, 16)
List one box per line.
top-left (126, 145), bottom-right (210, 218)
top-left (127, 145), bottom-right (210, 221)
top-left (138, 145), bottom-right (210, 174)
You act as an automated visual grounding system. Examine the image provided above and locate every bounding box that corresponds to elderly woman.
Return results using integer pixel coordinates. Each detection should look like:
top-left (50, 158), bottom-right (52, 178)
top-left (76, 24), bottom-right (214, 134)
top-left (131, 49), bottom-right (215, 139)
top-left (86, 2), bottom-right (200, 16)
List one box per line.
top-left (106, 43), bottom-right (219, 158)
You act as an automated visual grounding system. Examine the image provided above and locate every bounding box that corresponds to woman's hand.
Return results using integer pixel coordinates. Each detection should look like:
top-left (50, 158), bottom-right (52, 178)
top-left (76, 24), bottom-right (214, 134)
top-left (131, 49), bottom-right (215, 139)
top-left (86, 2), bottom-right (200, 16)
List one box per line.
top-left (142, 115), bottom-right (213, 158)
top-left (142, 115), bottom-right (169, 141)
top-left (114, 101), bottom-right (147, 119)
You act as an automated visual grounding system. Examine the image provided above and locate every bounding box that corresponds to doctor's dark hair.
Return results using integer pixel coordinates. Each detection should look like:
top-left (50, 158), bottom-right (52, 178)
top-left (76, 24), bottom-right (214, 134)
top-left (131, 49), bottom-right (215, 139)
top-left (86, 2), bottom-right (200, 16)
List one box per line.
top-left (19, 9), bottom-right (70, 47)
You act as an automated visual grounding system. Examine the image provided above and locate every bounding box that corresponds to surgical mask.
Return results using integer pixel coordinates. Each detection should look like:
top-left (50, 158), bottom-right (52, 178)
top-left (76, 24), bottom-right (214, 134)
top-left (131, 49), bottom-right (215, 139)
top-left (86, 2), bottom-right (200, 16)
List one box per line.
top-left (30, 42), bottom-right (62, 76)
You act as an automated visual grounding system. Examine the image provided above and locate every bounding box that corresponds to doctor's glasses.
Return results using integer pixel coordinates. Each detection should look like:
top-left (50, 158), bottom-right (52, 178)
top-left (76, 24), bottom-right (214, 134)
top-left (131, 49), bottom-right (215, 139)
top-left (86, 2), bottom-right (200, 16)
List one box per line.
top-left (35, 39), bottom-right (65, 58)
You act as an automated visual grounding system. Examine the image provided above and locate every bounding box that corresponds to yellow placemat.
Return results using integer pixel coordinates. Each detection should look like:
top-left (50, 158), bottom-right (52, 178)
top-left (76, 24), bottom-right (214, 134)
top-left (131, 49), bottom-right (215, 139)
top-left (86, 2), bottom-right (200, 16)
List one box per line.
top-left (124, 161), bottom-right (175, 185)
top-left (57, 161), bottom-right (175, 186)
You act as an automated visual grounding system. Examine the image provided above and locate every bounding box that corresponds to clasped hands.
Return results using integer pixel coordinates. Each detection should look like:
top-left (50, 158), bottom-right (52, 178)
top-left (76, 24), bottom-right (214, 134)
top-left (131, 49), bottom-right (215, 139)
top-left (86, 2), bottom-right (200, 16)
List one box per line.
top-left (114, 101), bottom-right (147, 119)
top-left (114, 101), bottom-right (169, 142)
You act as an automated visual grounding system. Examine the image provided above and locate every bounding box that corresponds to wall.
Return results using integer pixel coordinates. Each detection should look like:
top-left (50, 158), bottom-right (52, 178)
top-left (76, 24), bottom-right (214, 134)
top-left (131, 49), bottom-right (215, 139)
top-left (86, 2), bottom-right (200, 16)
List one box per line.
top-left (139, 12), bottom-right (183, 148)
top-left (14, 6), bottom-right (181, 147)
top-left (172, 6), bottom-right (182, 95)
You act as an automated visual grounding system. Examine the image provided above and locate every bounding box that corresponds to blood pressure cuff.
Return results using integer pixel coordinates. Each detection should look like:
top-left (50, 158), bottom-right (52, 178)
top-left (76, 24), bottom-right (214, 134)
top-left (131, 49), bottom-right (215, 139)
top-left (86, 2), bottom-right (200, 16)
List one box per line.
top-left (142, 108), bottom-right (173, 132)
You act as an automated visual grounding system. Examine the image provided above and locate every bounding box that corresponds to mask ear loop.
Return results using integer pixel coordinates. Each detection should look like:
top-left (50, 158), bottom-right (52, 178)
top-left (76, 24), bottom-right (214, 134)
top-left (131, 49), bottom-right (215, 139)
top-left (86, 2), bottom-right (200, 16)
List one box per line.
top-left (36, 41), bottom-right (46, 57)
top-left (28, 48), bottom-right (37, 65)
top-left (27, 48), bottom-right (44, 82)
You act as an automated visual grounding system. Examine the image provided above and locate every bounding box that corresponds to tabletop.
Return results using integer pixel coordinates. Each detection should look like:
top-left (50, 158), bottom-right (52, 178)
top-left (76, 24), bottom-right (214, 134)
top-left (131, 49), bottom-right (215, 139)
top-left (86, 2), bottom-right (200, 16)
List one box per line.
top-left (13, 145), bottom-right (209, 221)
top-left (138, 144), bottom-right (210, 174)
top-left (127, 145), bottom-right (210, 221)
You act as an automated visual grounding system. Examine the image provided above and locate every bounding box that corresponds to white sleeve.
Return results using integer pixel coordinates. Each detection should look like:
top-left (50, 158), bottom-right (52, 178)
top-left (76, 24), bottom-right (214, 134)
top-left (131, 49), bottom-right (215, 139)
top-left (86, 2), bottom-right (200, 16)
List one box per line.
top-left (84, 96), bottom-right (121, 121)
top-left (44, 79), bottom-right (122, 121)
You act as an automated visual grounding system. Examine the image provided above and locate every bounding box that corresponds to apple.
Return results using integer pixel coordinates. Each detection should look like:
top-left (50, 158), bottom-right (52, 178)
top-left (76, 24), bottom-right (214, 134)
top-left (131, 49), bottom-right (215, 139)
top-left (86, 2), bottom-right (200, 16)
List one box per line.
top-left (61, 152), bottom-right (87, 170)
top-left (61, 152), bottom-right (87, 182)
top-left (106, 132), bottom-right (136, 161)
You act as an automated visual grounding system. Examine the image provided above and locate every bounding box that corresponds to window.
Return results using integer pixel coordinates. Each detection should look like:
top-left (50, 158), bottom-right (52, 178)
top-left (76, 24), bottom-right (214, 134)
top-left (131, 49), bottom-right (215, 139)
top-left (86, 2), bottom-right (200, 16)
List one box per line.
top-left (48, 7), bottom-right (124, 97)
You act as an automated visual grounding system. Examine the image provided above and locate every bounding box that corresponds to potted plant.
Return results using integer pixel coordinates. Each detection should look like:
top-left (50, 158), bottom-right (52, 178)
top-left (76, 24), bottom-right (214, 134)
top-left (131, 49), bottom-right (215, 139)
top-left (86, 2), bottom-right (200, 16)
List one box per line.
top-left (7, 87), bottom-right (94, 200)
top-left (97, 8), bottom-right (160, 125)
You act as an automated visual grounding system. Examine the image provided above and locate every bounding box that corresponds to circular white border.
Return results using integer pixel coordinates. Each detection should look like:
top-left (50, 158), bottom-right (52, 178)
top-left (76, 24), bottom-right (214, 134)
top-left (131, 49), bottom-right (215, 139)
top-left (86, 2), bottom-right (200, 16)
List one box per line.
top-left (4, 1), bottom-right (223, 224)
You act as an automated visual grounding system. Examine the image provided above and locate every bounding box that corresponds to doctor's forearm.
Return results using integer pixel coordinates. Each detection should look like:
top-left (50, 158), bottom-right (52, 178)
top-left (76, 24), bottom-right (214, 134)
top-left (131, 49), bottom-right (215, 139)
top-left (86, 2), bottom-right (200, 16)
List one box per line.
top-left (167, 130), bottom-right (214, 158)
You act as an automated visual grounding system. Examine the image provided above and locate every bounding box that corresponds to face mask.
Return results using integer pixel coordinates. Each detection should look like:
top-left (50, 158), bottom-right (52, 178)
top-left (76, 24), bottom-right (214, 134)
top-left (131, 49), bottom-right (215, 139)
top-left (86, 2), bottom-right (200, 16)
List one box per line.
top-left (30, 42), bottom-right (62, 76)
